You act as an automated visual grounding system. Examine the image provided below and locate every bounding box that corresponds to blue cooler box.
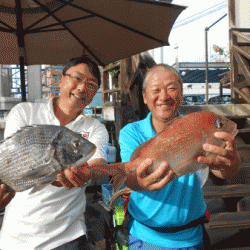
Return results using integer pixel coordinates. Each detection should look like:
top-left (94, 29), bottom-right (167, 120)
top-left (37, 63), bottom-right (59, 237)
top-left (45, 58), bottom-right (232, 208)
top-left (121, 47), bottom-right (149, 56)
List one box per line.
top-left (101, 184), bottom-right (124, 207)
top-left (106, 143), bottom-right (117, 163)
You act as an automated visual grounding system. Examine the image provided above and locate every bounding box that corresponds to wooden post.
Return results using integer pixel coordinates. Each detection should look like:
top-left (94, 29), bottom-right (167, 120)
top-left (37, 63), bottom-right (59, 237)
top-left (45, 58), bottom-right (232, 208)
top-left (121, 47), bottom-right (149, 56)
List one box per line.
top-left (229, 0), bottom-right (238, 102)
top-left (15, 0), bottom-right (26, 102)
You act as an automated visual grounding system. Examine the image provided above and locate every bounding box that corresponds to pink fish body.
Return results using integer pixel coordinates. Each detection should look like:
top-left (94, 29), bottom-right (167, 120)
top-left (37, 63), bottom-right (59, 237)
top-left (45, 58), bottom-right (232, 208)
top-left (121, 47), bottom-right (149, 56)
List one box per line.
top-left (128, 111), bottom-right (238, 177)
top-left (87, 112), bottom-right (238, 190)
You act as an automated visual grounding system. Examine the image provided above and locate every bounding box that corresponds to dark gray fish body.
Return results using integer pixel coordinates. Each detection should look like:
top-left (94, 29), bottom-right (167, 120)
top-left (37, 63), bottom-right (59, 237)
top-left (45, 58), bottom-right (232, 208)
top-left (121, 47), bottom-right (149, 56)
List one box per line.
top-left (0, 125), bottom-right (96, 193)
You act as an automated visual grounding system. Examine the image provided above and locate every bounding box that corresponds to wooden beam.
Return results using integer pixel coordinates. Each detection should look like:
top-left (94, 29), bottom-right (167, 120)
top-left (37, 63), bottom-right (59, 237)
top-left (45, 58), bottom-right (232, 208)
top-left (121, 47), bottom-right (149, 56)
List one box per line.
top-left (233, 50), bottom-right (250, 87)
top-left (205, 211), bottom-right (250, 231)
top-left (233, 45), bottom-right (250, 61)
top-left (232, 30), bottom-right (250, 44)
top-left (230, 30), bottom-right (239, 101)
top-left (233, 86), bottom-right (250, 104)
top-left (126, 69), bottom-right (141, 93)
top-left (204, 184), bottom-right (250, 199)
top-left (228, 0), bottom-right (236, 28)
top-left (102, 62), bottom-right (120, 72)
top-left (15, 0), bottom-right (26, 102)
top-left (217, 248), bottom-right (250, 250)
top-left (103, 88), bottom-right (121, 94)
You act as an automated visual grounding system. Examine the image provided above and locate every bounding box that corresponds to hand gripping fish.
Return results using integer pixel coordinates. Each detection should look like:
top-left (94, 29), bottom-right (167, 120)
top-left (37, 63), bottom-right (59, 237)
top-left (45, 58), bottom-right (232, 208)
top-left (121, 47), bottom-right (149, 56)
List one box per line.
top-left (87, 111), bottom-right (238, 191)
top-left (0, 125), bottom-right (96, 194)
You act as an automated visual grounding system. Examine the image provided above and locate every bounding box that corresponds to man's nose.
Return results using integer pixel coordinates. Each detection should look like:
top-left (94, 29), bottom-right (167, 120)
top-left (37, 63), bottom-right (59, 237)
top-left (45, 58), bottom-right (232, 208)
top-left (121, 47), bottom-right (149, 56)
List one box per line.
top-left (159, 90), bottom-right (170, 100)
top-left (76, 81), bottom-right (86, 92)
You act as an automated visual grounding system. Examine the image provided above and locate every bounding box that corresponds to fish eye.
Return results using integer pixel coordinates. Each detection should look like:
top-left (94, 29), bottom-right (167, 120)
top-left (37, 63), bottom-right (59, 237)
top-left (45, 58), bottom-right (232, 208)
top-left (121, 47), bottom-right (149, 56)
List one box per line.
top-left (72, 139), bottom-right (81, 148)
top-left (216, 119), bottom-right (223, 129)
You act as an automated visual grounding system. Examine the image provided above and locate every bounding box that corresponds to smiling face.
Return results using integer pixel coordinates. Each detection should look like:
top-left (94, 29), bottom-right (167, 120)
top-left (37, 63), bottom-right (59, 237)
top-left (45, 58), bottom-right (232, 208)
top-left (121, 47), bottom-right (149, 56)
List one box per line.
top-left (143, 68), bottom-right (183, 129)
top-left (59, 63), bottom-right (98, 113)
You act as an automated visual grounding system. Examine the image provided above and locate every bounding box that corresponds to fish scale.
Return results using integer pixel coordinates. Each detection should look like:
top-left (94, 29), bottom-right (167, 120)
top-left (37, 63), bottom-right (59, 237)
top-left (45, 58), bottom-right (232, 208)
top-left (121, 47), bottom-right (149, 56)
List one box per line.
top-left (1, 144), bottom-right (46, 175)
top-left (0, 125), bottom-right (96, 193)
top-left (128, 112), bottom-right (237, 178)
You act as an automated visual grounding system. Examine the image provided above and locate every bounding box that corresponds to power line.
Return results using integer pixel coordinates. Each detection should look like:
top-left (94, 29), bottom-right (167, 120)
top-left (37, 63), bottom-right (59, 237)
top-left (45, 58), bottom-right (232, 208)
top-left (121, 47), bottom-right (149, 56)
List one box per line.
top-left (174, 1), bottom-right (227, 24)
top-left (173, 1), bottom-right (227, 29)
top-left (173, 4), bottom-right (227, 29)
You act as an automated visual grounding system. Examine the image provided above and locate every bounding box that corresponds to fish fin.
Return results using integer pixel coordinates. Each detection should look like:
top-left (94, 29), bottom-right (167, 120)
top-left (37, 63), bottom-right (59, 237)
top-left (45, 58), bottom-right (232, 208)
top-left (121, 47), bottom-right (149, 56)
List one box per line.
top-left (130, 141), bottom-right (148, 160)
top-left (2, 125), bottom-right (40, 142)
top-left (196, 166), bottom-right (209, 187)
top-left (43, 145), bottom-right (62, 173)
top-left (28, 183), bottom-right (50, 194)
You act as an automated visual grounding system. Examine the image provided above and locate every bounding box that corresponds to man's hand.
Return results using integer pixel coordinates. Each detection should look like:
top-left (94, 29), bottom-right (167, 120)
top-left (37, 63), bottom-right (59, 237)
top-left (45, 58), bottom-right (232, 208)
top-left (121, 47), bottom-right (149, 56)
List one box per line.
top-left (197, 132), bottom-right (242, 179)
top-left (52, 164), bottom-right (92, 190)
top-left (0, 184), bottom-right (15, 209)
top-left (135, 159), bottom-right (175, 191)
top-left (52, 158), bottom-right (106, 190)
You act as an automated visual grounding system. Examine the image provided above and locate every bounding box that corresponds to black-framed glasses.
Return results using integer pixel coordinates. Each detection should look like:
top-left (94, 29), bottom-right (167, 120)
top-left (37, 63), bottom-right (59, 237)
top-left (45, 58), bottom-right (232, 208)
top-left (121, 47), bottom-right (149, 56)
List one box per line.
top-left (65, 73), bottom-right (99, 91)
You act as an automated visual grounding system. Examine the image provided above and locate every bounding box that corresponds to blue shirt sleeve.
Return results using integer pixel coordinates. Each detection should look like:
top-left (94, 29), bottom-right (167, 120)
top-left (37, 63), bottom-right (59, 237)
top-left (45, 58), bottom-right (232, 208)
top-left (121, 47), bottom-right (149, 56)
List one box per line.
top-left (119, 123), bottom-right (143, 162)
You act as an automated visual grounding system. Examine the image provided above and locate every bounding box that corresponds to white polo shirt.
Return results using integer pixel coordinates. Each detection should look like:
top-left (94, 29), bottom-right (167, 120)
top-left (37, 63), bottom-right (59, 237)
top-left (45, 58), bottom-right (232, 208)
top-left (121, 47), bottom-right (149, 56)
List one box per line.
top-left (0, 98), bottom-right (108, 250)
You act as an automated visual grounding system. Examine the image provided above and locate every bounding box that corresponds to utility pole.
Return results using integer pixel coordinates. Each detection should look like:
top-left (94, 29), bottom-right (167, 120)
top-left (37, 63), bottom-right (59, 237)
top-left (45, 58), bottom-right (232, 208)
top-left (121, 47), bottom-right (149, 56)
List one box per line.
top-left (160, 46), bottom-right (164, 63)
top-left (205, 13), bottom-right (227, 104)
top-left (174, 44), bottom-right (179, 71)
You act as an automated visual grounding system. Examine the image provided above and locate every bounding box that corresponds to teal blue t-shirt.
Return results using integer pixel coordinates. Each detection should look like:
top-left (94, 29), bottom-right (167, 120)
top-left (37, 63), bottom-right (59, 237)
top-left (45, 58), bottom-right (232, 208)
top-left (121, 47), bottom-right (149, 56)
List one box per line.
top-left (119, 112), bottom-right (206, 248)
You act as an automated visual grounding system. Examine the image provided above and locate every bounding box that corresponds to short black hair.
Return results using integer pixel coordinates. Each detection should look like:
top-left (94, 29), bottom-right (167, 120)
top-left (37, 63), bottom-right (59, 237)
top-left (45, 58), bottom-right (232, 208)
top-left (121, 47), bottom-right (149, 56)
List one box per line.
top-left (62, 55), bottom-right (101, 87)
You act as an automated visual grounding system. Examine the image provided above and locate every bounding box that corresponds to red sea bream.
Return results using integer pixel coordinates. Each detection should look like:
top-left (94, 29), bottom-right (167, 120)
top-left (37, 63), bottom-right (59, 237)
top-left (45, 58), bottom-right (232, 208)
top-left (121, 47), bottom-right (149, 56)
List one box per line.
top-left (87, 111), bottom-right (238, 190)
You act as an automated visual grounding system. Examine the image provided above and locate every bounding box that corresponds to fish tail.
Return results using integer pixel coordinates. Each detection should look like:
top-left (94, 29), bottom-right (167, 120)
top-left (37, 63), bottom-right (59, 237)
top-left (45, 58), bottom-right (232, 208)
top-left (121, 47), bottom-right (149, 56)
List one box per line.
top-left (196, 166), bottom-right (209, 187)
top-left (112, 171), bottom-right (127, 192)
top-left (87, 162), bottom-right (127, 191)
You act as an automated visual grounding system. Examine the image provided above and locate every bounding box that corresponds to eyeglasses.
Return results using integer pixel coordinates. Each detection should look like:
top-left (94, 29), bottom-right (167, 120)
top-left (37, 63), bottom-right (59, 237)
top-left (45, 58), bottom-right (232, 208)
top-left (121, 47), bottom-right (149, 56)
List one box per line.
top-left (64, 73), bottom-right (99, 91)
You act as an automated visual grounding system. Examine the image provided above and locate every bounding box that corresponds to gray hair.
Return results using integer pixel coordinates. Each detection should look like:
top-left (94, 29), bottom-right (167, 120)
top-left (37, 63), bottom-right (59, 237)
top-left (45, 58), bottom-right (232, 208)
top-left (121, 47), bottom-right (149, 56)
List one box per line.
top-left (142, 64), bottom-right (183, 91)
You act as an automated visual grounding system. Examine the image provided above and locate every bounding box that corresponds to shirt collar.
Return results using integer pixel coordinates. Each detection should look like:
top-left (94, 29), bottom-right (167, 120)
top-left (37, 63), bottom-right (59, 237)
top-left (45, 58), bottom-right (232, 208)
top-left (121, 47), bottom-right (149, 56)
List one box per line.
top-left (48, 97), bottom-right (56, 118)
top-left (139, 112), bottom-right (156, 138)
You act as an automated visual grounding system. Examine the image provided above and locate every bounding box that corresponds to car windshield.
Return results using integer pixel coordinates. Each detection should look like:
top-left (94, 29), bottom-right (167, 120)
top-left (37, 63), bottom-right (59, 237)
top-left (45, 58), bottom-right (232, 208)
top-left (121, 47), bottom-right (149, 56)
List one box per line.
top-left (208, 95), bottom-right (231, 104)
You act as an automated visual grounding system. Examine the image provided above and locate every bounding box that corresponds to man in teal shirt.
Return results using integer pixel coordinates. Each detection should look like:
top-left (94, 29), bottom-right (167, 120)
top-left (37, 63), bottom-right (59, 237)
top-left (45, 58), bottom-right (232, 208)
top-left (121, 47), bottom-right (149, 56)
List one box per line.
top-left (119, 64), bottom-right (241, 249)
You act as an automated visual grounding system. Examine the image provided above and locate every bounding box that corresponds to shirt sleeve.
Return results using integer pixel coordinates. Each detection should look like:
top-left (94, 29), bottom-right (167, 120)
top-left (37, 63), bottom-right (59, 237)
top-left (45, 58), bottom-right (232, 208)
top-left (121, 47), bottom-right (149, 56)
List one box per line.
top-left (119, 124), bottom-right (142, 163)
top-left (4, 103), bottom-right (28, 139)
top-left (88, 121), bottom-right (109, 162)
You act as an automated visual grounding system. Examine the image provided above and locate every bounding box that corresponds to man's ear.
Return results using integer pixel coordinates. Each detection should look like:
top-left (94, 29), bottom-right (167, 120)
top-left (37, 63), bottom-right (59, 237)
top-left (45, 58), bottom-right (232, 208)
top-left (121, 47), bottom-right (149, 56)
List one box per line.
top-left (142, 90), bottom-right (147, 105)
top-left (59, 74), bottom-right (63, 87)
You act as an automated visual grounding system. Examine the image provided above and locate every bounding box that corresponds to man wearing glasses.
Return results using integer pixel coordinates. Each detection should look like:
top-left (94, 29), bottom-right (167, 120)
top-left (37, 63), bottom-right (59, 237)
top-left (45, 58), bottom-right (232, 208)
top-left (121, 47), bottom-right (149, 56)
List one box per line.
top-left (0, 56), bottom-right (108, 250)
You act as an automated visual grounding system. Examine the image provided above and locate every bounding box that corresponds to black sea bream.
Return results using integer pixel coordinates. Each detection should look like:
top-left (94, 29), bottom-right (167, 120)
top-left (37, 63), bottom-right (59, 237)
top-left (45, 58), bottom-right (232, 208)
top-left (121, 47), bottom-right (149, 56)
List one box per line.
top-left (0, 125), bottom-right (96, 193)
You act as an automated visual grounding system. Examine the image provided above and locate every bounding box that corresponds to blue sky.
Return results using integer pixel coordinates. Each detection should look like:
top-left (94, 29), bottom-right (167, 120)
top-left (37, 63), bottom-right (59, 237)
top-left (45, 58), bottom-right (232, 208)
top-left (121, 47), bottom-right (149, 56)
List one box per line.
top-left (152, 0), bottom-right (229, 65)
